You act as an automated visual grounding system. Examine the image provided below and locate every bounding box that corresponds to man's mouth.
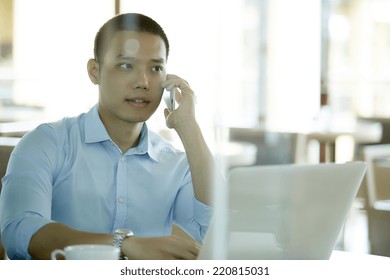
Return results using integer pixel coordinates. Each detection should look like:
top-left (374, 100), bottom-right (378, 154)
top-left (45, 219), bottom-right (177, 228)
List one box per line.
top-left (125, 98), bottom-right (150, 107)
top-left (127, 99), bottom-right (149, 103)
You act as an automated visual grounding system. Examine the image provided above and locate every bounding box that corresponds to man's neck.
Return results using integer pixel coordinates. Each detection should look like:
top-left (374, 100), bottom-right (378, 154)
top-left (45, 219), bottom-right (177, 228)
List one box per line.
top-left (98, 113), bottom-right (144, 154)
top-left (108, 122), bottom-right (143, 154)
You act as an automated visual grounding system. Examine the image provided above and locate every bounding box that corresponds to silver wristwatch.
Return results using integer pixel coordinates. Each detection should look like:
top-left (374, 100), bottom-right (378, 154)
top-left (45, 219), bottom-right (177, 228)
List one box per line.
top-left (113, 229), bottom-right (134, 260)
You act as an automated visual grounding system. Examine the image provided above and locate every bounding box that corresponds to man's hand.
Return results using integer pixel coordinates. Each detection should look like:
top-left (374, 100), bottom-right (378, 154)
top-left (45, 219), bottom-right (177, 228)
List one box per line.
top-left (162, 74), bottom-right (197, 130)
top-left (122, 235), bottom-right (200, 260)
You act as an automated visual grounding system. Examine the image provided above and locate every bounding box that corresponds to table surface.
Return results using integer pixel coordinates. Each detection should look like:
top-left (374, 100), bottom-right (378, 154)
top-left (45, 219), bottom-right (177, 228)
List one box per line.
top-left (330, 250), bottom-right (390, 262)
top-left (0, 136), bottom-right (21, 146)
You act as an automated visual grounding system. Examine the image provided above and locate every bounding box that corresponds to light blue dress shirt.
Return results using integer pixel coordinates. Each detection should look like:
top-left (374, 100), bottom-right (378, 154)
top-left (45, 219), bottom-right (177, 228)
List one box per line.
top-left (0, 105), bottom-right (212, 259)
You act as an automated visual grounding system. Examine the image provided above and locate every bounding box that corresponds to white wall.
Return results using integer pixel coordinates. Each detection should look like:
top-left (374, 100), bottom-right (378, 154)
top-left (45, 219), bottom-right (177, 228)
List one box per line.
top-left (13, 0), bottom-right (114, 118)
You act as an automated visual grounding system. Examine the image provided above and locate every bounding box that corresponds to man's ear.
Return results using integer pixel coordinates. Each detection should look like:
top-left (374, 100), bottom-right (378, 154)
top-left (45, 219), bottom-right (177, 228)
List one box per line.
top-left (87, 58), bottom-right (100, 85)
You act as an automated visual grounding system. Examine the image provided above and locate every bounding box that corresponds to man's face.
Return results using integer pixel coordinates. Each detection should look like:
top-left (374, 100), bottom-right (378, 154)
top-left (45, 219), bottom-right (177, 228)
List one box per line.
top-left (95, 31), bottom-right (167, 125)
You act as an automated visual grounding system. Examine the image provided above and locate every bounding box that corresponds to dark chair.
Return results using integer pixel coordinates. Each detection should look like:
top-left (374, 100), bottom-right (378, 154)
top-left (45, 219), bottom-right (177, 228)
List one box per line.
top-left (362, 144), bottom-right (390, 257)
top-left (0, 137), bottom-right (20, 260)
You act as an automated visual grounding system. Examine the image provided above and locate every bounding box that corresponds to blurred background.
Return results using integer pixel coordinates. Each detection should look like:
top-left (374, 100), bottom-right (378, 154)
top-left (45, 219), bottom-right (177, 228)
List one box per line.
top-left (1, 0), bottom-right (390, 258)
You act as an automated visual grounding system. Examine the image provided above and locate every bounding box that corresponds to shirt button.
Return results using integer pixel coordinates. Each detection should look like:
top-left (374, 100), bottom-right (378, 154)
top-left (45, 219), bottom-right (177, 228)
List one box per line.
top-left (118, 196), bottom-right (124, 203)
top-left (121, 156), bottom-right (125, 162)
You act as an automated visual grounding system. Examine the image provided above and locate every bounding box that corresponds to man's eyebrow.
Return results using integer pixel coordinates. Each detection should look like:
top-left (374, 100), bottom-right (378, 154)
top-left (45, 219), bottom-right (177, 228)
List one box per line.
top-left (116, 55), bottom-right (165, 63)
top-left (151, 58), bottom-right (166, 64)
top-left (116, 55), bottom-right (135, 60)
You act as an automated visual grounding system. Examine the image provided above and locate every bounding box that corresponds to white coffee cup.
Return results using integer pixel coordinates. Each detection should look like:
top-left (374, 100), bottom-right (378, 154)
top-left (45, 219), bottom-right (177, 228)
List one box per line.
top-left (51, 244), bottom-right (120, 260)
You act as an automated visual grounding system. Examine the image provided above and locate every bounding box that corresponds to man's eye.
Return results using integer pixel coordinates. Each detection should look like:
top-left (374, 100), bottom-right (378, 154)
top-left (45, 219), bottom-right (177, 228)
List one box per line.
top-left (152, 66), bottom-right (164, 72)
top-left (119, 63), bottom-right (133, 70)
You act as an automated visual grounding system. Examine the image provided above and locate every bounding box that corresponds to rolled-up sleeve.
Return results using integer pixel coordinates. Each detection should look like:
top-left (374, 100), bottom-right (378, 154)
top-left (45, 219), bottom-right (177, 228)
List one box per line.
top-left (0, 125), bottom-right (58, 259)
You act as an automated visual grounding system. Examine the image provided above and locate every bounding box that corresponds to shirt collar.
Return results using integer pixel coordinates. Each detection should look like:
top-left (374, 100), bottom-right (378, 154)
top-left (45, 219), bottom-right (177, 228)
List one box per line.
top-left (84, 105), bottom-right (111, 143)
top-left (84, 105), bottom-right (159, 162)
top-left (135, 124), bottom-right (159, 162)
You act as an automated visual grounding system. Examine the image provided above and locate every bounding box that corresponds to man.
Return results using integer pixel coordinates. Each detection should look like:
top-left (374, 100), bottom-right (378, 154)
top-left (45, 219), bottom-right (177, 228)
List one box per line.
top-left (0, 13), bottom-right (213, 260)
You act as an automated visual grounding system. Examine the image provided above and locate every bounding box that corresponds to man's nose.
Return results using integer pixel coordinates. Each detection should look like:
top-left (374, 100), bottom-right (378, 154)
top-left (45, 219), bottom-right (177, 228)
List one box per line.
top-left (134, 68), bottom-right (149, 89)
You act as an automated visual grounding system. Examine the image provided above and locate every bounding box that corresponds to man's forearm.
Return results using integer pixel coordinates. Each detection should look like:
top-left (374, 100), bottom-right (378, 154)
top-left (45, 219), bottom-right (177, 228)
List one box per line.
top-left (29, 222), bottom-right (113, 259)
top-left (29, 223), bottom-right (200, 260)
top-left (175, 120), bottom-right (214, 205)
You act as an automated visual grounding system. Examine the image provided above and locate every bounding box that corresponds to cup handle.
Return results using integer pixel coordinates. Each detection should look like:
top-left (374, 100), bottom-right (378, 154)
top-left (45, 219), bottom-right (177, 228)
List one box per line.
top-left (51, 249), bottom-right (66, 260)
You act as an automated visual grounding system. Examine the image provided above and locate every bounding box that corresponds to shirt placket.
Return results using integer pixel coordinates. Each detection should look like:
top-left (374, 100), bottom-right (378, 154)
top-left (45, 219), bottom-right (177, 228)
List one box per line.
top-left (112, 154), bottom-right (128, 229)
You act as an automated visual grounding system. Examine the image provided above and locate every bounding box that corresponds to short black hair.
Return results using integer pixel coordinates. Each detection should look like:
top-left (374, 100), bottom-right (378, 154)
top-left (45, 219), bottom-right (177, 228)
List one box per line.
top-left (94, 13), bottom-right (170, 62)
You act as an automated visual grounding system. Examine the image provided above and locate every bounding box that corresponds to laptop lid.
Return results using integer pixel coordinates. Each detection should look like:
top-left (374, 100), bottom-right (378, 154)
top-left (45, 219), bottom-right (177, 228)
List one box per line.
top-left (198, 162), bottom-right (366, 260)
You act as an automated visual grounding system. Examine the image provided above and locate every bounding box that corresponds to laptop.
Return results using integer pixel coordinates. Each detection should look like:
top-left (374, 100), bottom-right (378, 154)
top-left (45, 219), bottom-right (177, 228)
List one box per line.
top-left (198, 162), bottom-right (366, 260)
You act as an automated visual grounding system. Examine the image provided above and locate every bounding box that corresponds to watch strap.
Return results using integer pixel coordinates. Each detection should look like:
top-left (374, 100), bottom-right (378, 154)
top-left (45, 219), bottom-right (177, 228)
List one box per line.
top-left (113, 229), bottom-right (133, 260)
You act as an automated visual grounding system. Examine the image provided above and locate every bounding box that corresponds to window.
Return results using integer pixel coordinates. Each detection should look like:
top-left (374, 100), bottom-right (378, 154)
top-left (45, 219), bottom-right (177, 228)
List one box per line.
top-left (0, 0), bottom-right (114, 120)
top-left (0, 0), bottom-right (13, 101)
top-left (327, 0), bottom-right (390, 118)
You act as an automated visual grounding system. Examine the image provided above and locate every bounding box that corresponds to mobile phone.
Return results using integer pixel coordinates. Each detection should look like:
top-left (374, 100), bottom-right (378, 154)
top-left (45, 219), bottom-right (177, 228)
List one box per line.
top-left (163, 89), bottom-right (176, 111)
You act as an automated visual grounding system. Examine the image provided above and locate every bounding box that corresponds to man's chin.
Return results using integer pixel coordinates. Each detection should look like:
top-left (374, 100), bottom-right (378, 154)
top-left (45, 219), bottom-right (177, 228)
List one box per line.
top-left (122, 115), bottom-right (151, 124)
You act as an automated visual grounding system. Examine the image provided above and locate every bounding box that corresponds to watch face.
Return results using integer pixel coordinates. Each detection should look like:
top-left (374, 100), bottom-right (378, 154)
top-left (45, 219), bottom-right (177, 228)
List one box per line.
top-left (115, 229), bottom-right (133, 237)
